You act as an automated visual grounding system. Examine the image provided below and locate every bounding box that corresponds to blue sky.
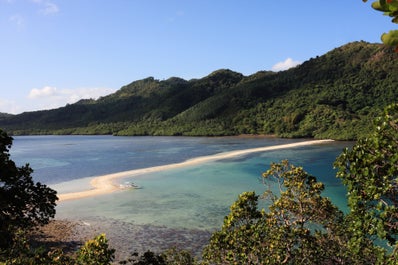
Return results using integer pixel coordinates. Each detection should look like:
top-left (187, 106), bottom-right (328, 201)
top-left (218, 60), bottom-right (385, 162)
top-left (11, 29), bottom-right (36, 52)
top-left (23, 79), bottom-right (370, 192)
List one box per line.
top-left (0, 0), bottom-right (396, 114)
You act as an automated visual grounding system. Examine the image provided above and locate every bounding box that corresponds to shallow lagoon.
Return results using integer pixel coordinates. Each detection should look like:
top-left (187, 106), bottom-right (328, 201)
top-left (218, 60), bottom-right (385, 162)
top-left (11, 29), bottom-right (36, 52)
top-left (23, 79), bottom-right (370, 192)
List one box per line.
top-left (11, 136), bottom-right (350, 230)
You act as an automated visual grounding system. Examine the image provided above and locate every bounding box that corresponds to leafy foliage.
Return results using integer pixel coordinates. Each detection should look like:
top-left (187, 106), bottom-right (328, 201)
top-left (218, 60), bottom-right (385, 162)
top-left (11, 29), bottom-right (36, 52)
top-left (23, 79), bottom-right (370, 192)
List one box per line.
top-left (335, 103), bottom-right (398, 262)
top-left (120, 250), bottom-right (167, 265)
top-left (1, 42), bottom-right (397, 140)
top-left (202, 160), bottom-right (377, 265)
top-left (0, 232), bottom-right (116, 265)
top-left (120, 248), bottom-right (197, 265)
top-left (363, 0), bottom-right (398, 51)
top-left (76, 233), bottom-right (115, 265)
top-left (0, 130), bottom-right (58, 249)
top-left (0, 129), bottom-right (85, 265)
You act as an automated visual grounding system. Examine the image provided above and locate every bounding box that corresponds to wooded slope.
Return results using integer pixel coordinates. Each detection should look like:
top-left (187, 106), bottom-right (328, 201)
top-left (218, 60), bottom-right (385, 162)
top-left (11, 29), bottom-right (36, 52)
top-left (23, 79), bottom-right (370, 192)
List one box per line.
top-left (1, 41), bottom-right (397, 140)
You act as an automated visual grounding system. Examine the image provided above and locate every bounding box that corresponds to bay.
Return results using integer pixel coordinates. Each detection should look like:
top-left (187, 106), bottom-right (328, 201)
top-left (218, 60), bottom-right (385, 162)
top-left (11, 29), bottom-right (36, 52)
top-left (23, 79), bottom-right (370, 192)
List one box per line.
top-left (11, 135), bottom-right (297, 185)
top-left (10, 135), bottom-right (351, 230)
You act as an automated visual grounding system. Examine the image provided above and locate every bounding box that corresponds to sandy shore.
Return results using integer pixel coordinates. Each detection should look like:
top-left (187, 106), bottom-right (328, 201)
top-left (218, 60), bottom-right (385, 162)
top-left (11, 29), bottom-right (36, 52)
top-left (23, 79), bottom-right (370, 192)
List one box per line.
top-left (58, 139), bottom-right (334, 202)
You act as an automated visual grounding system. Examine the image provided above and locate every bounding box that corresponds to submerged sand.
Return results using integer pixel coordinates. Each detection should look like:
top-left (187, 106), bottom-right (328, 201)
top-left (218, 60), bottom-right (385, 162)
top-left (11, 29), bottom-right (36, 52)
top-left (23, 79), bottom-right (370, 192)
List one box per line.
top-left (58, 139), bottom-right (334, 202)
top-left (35, 218), bottom-right (212, 261)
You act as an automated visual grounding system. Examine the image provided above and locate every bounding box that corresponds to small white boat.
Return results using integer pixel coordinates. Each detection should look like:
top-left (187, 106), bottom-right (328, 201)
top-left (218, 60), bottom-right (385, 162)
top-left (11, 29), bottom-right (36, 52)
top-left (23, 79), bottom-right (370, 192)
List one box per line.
top-left (119, 181), bottom-right (142, 189)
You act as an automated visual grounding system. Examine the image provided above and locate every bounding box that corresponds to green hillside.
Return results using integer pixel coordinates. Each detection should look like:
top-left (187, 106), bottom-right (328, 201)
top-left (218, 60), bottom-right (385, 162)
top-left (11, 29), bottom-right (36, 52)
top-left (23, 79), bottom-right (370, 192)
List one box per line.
top-left (1, 41), bottom-right (397, 140)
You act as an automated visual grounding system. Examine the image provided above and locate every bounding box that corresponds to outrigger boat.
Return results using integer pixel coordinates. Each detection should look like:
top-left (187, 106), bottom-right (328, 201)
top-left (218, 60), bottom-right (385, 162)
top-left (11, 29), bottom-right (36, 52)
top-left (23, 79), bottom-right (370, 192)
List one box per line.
top-left (119, 181), bottom-right (142, 189)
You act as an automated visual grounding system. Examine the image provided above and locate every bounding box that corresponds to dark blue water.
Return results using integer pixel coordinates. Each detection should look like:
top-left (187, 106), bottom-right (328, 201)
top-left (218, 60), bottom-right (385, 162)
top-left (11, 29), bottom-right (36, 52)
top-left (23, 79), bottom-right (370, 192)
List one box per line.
top-left (11, 135), bottom-right (300, 184)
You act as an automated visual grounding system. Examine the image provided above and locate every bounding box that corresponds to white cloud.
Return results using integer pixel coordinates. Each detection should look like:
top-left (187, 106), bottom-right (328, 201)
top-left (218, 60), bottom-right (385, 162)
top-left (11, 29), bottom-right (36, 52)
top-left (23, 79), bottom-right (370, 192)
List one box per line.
top-left (271, 58), bottom-right (301, 72)
top-left (9, 14), bottom-right (25, 27)
top-left (31, 0), bottom-right (59, 15)
top-left (29, 86), bottom-right (57, 98)
top-left (6, 0), bottom-right (58, 30)
top-left (27, 86), bottom-right (115, 111)
top-left (40, 2), bottom-right (59, 15)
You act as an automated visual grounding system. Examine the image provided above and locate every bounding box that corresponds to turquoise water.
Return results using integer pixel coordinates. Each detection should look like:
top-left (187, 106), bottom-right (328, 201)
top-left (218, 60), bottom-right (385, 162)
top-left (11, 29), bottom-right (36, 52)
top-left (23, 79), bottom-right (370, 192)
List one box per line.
top-left (11, 136), bottom-right (351, 230)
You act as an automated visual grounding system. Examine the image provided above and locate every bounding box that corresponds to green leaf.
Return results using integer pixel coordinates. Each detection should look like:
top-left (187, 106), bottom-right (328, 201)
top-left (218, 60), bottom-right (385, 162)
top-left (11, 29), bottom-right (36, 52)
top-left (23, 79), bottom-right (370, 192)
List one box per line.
top-left (381, 30), bottom-right (398, 46)
top-left (372, 0), bottom-right (390, 12)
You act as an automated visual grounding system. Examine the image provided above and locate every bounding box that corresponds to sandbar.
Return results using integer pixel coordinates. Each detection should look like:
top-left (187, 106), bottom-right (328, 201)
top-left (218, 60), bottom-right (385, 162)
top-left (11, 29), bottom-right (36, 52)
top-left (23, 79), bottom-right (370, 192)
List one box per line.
top-left (58, 139), bottom-right (334, 202)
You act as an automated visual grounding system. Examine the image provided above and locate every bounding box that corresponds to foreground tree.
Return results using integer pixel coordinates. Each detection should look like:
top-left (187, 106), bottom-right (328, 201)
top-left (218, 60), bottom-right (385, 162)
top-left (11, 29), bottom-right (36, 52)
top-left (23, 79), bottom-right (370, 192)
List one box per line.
top-left (1, 232), bottom-right (116, 264)
top-left (0, 129), bottom-right (120, 265)
top-left (76, 234), bottom-right (115, 265)
top-left (202, 160), bottom-right (379, 264)
top-left (119, 248), bottom-right (197, 265)
top-left (335, 103), bottom-right (398, 263)
top-left (202, 191), bottom-right (267, 264)
top-left (0, 130), bottom-right (58, 249)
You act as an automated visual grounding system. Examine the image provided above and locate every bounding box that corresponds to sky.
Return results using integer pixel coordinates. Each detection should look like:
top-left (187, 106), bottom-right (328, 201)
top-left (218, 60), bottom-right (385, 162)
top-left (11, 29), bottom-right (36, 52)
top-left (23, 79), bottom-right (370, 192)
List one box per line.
top-left (0, 0), bottom-right (396, 114)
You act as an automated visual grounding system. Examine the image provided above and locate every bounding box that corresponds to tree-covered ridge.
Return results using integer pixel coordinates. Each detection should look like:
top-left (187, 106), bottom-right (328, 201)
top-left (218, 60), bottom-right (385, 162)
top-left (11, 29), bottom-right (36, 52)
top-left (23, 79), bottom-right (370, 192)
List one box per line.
top-left (1, 41), bottom-right (397, 140)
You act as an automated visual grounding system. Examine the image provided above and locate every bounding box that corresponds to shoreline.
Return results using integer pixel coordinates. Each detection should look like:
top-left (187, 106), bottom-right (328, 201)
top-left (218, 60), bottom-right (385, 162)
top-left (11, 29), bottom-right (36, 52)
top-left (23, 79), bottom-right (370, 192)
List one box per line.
top-left (58, 139), bottom-right (334, 202)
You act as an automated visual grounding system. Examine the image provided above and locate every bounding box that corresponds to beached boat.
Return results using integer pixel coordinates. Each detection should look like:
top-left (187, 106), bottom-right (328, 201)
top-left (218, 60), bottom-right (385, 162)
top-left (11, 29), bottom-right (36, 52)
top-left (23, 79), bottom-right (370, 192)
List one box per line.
top-left (119, 181), bottom-right (142, 189)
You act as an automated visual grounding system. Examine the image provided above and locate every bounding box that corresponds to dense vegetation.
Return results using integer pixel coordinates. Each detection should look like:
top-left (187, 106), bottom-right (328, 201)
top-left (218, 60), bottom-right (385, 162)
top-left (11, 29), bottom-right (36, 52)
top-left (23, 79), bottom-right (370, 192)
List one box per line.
top-left (1, 41), bottom-right (397, 140)
top-left (0, 130), bottom-right (57, 249)
top-left (0, 130), bottom-right (116, 264)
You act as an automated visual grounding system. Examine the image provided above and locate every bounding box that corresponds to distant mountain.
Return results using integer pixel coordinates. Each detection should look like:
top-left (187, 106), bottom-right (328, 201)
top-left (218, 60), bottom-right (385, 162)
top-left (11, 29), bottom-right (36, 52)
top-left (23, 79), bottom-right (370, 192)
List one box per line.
top-left (1, 41), bottom-right (397, 140)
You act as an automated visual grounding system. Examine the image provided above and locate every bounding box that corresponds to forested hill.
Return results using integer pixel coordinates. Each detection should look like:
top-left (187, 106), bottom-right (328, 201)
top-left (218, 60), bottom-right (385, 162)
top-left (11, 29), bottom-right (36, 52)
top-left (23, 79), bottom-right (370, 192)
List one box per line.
top-left (1, 41), bottom-right (397, 140)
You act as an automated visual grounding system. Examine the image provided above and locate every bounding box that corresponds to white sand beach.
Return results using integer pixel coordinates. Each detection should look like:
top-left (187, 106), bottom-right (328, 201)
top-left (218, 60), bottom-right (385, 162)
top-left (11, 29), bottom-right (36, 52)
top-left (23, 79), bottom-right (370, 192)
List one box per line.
top-left (58, 139), bottom-right (334, 202)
